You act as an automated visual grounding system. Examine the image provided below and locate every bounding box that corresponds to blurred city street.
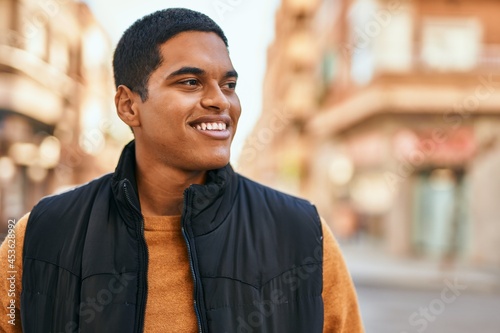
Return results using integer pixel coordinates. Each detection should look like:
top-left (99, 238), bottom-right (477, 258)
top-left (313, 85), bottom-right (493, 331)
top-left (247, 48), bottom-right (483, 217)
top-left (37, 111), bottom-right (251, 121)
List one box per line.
top-left (357, 284), bottom-right (500, 333)
top-left (341, 241), bottom-right (500, 333)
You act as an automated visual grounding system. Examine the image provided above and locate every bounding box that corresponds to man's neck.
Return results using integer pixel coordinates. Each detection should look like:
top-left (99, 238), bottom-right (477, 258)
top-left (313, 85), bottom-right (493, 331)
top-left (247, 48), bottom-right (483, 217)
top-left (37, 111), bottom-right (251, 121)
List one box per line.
top-left (135, 157), bottom-right (206, 217)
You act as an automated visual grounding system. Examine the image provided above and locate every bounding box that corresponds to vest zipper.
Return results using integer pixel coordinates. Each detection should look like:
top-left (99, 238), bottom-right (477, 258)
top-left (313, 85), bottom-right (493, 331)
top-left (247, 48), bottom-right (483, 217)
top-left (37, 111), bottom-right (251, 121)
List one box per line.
top-left (181, 188), bottom-right (204, 333)
top-left (123, 182), bottom-right (149, 333)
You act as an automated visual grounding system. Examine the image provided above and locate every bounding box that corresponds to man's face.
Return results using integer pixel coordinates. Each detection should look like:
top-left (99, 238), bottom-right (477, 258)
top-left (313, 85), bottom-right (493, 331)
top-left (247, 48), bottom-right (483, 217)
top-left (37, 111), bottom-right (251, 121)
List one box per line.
top-left (133, 31), bottom-right (241, 171)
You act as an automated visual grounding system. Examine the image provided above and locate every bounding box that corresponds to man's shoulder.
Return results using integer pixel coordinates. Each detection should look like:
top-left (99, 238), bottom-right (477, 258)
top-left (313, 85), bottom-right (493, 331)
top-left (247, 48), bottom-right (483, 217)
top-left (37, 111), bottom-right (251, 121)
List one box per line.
top-left (233, 173), bottom-right (322, 242)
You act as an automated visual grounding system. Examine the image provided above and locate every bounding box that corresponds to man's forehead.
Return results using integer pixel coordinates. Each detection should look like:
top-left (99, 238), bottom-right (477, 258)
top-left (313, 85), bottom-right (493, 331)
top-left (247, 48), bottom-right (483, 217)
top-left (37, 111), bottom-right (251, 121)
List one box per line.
top-left (156, 32), bottom-right (234, 72)
top-left (158, 31), bottom-right (228, 53)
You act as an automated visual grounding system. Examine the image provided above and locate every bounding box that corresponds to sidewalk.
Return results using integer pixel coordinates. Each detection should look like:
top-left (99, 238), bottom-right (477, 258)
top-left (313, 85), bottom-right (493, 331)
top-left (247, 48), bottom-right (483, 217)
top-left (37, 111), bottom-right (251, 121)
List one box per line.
top-left (339, 242), bottom-right (500, 293)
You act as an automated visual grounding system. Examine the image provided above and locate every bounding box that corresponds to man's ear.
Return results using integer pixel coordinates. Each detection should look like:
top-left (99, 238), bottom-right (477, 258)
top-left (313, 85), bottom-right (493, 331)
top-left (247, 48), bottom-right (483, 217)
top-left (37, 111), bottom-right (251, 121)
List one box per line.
top-left (115, 85), bottom-right (142, 128)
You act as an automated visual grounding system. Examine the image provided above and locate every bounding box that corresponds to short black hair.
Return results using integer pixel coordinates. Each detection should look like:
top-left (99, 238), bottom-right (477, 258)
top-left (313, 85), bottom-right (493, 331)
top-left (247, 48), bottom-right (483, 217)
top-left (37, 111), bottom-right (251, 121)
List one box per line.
top-left (113, 8), bottom-right (228, 101)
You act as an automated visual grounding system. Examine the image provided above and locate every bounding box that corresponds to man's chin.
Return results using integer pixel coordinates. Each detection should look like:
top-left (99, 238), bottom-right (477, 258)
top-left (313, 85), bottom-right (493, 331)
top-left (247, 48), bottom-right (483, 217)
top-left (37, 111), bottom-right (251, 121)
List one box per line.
top-left (189, 153), bottom-right (230, 171)
top-left (201, 159), bottom-right (230, 171)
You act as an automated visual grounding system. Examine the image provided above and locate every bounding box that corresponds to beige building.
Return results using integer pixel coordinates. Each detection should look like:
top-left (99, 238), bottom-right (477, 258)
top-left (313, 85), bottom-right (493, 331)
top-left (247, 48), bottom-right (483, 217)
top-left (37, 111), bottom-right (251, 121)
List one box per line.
top-left (240, 0), bottom-right (500, 267)
top-left (0, 0), bottom-right (129, 237)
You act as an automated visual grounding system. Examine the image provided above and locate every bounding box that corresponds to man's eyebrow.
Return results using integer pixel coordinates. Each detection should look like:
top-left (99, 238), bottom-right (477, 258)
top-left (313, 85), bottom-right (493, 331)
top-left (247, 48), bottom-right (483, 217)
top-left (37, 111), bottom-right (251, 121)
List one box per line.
top-left (167, 67), bottom-right (205, 79)
top-left (224, 70), bottom-right (238, 79)
top-left (166, 67), bottom-right (238, 80)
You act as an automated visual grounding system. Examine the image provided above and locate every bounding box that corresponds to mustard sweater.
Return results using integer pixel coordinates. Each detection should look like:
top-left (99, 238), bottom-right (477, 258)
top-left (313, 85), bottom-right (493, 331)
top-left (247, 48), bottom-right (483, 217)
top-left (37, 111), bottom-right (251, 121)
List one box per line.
top-left (0, 214), bottom-right (363, 332)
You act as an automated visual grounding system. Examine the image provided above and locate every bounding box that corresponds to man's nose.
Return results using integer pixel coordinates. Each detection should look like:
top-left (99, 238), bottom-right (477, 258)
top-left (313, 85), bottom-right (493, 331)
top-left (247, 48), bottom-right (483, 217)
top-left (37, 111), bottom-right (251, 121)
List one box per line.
top-left (201, 83), bottom-right (230, 111)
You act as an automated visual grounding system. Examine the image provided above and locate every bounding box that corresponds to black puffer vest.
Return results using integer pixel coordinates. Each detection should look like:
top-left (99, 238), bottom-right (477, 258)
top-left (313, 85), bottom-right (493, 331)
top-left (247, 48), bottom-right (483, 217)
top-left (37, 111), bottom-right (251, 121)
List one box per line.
top-left (21, 141), bottom-right (323, 332)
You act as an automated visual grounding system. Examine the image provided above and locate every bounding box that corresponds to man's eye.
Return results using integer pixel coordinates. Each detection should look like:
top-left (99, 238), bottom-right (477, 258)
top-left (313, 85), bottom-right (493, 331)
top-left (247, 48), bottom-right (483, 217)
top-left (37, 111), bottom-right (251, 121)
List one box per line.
top-left (226, 82), bottom-right (237, 89)
top-left (181, 79), bottom-right (198, 86)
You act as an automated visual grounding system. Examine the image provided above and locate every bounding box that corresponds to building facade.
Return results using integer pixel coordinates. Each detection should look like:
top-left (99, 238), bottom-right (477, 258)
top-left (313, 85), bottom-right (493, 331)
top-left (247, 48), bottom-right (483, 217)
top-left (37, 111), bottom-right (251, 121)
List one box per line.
top-left (240, 0), bottom-right (500, 267)
top-left (0, 0), bottom-right (130, 237)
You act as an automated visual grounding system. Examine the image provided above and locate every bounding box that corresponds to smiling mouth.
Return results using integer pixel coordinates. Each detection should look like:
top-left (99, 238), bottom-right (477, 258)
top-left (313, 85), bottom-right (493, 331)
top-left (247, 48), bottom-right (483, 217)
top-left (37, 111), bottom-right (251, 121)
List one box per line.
top-left (192, 122), bottom-right (227, 131)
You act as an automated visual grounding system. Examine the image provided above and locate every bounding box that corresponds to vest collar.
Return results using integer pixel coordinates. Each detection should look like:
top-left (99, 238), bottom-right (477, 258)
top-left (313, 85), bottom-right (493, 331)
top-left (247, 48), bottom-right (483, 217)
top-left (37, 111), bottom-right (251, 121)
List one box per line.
top-left (111, 140), bottom-right (238, 233)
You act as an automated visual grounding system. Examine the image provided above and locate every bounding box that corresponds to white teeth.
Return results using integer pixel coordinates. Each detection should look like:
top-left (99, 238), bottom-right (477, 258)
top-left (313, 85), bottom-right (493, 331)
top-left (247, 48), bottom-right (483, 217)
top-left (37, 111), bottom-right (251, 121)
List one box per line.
top-left (194, 122), bottom-right (227, 131)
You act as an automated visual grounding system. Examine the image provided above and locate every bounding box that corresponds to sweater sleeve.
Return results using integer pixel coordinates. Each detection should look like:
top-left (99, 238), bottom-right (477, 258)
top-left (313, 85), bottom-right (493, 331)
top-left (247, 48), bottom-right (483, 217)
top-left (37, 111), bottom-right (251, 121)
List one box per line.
top-left (321, 218), bottom-right (364, 333)
top-left (0, 213), bottom-right (29, 333)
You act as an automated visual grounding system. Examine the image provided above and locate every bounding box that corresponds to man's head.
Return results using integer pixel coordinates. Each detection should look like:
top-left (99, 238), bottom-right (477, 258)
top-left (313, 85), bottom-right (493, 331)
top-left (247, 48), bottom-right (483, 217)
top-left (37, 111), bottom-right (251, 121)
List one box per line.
top-left (113, 8), bottom-right (228, 101)
top-left (113, 8), bottom-right (241, 172)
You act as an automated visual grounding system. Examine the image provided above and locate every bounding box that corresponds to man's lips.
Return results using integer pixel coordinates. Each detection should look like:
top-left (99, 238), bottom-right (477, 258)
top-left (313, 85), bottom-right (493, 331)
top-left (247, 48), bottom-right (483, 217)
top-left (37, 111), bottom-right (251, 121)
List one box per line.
top-left (188, 115), bottom-right (231, 140)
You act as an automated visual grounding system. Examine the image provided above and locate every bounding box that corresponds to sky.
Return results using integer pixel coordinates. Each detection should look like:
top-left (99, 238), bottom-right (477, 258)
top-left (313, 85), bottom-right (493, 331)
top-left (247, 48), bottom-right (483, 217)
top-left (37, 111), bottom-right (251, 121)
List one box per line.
top-left (83, 0), bottom-right (281, 165)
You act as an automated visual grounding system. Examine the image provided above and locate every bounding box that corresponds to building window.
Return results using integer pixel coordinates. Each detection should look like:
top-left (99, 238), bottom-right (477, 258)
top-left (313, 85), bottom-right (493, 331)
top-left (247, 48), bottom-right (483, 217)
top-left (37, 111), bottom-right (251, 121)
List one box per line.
top-left (348, 0), bottom-right (377, 85)
top-left (374, 2), bottom-right (414, 73)
top-left (321, 51), bottom-right (337, 87)
top-left (420, 17), bottom-right (482, 72)
top-left (413, 169), bottom-right (470, 259)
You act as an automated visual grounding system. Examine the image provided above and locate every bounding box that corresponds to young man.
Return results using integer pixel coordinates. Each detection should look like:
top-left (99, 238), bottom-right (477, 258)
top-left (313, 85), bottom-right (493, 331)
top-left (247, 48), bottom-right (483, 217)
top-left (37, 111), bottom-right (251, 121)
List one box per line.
top-left (0, 8), bottom-right (363, 333)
